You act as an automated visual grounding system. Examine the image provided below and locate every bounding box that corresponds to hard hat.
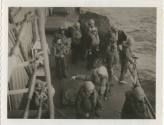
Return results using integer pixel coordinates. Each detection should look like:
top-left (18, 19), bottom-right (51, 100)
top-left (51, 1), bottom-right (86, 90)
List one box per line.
top-left (133, 86), bottom-right (145, 101)
top-left (88, 19), bottom-right (95, 25)
top-left (97, 66), bottom-right (108, 78)
top-left (84, 81), bottom-right (95, 91)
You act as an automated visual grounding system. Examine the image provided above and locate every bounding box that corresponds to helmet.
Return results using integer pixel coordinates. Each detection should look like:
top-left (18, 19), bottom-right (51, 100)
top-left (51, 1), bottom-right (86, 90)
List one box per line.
top-left (88, 19), bottom-right (95, 25)
top-left (133, 86), bottom-right (145, 101)
top-left (84, 81), bottom-right (95, 91)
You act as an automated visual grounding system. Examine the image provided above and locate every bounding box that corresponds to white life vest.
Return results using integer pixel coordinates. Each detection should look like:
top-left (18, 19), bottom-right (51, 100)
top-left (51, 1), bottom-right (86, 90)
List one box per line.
top-left (94, 66), bottom-right (108, 95)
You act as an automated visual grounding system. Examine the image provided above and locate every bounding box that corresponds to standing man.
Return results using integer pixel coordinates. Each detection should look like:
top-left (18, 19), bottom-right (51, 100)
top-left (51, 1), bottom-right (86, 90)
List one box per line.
top-left (86, 19), bottom-right (100, 69)
top-left (117, 29), bottom-right (128, 65)
top-left (71, 22), bottom-right (82, 64)
top-left (119, 36), bottom-right (135, 84)
top-left (107, 25), bottom-right (128, 68)
top-left (54, 26), bottom-right (72, 78)
top-left (54, 38), bottom-right (67, 79)
top-left (105, 26), bottom-right (119, 85)
top-left (59, 26), bottom-right (72, 66)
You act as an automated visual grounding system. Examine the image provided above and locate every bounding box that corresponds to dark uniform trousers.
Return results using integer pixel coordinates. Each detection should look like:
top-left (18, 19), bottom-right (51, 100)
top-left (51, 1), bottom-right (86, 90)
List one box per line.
top-left (55, 56), bottom-right (67, 79)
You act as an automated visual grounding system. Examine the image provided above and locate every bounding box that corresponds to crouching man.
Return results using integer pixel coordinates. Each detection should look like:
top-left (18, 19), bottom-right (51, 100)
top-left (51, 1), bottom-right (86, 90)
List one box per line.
top-left (121, 85), bottom-right (154, 119)
top-left (72, 59), bottom-right (110, 100)
top-left (75, 81), bottom-right (102, 119)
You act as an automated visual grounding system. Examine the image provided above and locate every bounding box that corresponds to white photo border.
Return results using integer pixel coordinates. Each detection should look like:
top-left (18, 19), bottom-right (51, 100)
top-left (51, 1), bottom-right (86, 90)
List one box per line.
top-left (1, 0), bottom-right (163, 125)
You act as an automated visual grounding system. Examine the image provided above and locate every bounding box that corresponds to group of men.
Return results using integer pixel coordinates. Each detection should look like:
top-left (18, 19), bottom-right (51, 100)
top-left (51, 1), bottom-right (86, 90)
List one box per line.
top-left (52, 18), bottom-right (149, 119)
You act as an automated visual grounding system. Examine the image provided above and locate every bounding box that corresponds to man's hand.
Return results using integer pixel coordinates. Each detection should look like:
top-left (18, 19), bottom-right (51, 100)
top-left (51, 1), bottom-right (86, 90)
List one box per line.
top-left (71, 75), bottom-right (77, 80)
top-left (85, 113), bottom-right (90, 118)
top-left (61, 55), bottom-right (64, 58)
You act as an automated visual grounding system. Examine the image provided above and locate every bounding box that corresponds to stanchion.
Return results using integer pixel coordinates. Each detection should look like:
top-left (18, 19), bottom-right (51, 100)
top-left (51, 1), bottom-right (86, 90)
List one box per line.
top-left (23, 66), bottom-right (37, 118)
top-left (36, 8), bottom-right (55, 119)
top-left (128, 57), bottom-right (155, 118)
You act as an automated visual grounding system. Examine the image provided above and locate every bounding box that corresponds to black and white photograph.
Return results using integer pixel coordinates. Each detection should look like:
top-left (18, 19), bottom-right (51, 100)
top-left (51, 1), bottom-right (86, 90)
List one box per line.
top-left (7, 7), bottom-right (158, 119)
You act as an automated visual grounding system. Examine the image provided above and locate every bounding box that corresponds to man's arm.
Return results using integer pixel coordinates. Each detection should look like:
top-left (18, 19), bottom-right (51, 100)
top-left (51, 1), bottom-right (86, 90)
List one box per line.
top-left (72, 74), bottom-right (91, 81)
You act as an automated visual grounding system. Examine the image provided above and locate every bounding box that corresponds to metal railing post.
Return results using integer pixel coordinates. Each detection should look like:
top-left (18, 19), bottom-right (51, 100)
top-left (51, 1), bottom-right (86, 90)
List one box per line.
top-left (36, 8), bottom-right (55, 119)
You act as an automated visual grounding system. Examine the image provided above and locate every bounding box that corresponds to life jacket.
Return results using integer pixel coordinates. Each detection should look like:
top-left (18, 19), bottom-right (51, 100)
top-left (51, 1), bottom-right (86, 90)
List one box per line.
top-left (97, 66), bottom-right (108, 78)
top-left (72, 27), bottom-right (82, 44)
top-left (88, 27), bottom-right (100, 47)
top-left (54, 42), bottom-right (65, 57)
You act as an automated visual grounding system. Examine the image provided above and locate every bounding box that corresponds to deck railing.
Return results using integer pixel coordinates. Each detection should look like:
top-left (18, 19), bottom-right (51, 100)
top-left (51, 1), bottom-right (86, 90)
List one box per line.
top-left (8, 8), bottom-right (55, 118)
